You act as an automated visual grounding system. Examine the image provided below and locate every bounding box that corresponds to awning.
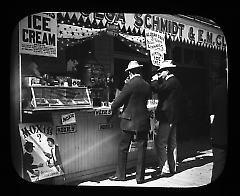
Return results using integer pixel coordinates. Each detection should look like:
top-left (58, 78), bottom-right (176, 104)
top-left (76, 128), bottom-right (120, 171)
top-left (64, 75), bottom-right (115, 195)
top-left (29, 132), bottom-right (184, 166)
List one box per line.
top-left (57, 12), bottom-right (227, 51)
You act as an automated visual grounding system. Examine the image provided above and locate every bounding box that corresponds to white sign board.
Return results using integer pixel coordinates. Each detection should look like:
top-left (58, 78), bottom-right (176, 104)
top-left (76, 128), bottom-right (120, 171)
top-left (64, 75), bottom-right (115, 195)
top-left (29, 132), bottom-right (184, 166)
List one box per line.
top-left (19, 12), bottom-right (57, 57)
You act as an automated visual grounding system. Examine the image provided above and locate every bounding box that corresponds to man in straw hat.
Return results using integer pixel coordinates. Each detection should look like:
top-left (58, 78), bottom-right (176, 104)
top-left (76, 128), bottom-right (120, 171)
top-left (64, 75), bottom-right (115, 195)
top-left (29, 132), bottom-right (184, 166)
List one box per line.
top-left (108, 60), bottom-right (151, 184)
top-left (151, 60), bottom-right (183, 177)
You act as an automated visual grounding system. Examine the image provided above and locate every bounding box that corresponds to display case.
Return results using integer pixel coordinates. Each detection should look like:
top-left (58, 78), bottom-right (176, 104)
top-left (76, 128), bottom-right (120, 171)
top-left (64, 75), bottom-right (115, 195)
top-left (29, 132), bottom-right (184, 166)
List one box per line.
top-left (24, 86), bottom-right (92, 111)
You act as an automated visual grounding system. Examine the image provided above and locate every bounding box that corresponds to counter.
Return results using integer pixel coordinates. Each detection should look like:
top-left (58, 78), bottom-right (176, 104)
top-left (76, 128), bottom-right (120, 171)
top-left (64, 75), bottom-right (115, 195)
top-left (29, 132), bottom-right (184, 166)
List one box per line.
top-left (21, 85), bottom-right (157, 184)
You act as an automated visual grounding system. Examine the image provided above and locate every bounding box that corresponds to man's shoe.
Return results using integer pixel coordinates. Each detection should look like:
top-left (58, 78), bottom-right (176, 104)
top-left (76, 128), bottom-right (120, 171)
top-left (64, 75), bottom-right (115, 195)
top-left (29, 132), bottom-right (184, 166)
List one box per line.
top-left (108, 175), bottom-right (126, 181)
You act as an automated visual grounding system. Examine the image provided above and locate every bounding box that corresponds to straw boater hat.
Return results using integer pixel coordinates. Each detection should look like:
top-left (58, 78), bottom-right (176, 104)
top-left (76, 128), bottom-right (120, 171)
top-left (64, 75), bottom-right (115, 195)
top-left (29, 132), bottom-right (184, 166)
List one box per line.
top-left (156, 60), bottom-right (176, 71)
top-left (125, 60), bottom-right (143, 72)
top-left (157, 60), bottom-right (176, 71)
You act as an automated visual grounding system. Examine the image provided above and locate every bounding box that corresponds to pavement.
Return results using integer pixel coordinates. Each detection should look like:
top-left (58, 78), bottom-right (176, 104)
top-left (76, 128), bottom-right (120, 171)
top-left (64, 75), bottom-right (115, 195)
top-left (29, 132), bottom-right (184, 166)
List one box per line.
top-left (77, 149), bottom-right (213, 188)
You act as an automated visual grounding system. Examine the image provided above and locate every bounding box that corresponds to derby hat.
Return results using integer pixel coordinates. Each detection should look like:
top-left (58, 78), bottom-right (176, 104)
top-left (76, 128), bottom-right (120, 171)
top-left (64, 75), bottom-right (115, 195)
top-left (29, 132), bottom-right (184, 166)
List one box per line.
top-left (125, 60), bottom-right (143, 72)
top-left (24, 141), bottom-right (35, 148)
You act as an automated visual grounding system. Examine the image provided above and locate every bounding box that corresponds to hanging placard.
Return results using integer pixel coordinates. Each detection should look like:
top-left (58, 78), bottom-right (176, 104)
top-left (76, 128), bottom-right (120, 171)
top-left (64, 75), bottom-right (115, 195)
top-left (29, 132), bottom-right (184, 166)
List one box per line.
top-left (150, 50), bottom-right (164, 66)
top-left (19, 12), bottom-right (57, 57)
top-left (145, 28), bottom-right (166, 54)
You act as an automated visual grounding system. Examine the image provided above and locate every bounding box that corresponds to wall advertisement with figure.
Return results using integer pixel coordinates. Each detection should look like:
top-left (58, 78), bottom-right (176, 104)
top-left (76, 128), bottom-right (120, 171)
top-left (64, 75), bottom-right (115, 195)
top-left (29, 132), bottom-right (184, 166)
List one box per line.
top-left (19, 122), bottom-right (64, 182)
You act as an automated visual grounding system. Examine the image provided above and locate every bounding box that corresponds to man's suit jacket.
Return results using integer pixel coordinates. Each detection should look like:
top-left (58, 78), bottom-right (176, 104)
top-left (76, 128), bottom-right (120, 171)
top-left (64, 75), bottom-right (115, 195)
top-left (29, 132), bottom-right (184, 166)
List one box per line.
top-left (151, 75), bottom-right (182, 125)
top-left (45, 145), bottom-right (62, 166)
top-left (111, 75), bottom-right (151, 132)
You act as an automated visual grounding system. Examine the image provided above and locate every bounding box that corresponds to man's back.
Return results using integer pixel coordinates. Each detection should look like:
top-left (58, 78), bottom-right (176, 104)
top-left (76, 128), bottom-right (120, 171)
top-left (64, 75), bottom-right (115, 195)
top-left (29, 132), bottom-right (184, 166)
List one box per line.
top-left (111, 76), bottom-right (151, 132)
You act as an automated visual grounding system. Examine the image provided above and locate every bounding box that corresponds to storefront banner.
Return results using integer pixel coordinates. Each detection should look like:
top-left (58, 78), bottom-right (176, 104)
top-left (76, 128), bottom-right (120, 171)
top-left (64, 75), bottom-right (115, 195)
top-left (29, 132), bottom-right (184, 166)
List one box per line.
top-left (58, 12), bottom-right (226, 51)
top-left (19, 12), bottom-right (57, 57)
top-left (145, 28), bottom-right (166, 53)
top-left (19, 122), bottom-right (64, 182)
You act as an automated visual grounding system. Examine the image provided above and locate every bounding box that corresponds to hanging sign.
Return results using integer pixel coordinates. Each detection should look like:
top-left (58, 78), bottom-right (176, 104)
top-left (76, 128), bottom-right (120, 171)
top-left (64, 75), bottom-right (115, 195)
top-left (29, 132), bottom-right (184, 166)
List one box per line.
top-left (19, 122), bottom-right (64, 182)
top-left (150, 50), bottom-right (164, 66)
top-left (145, 28), bottom-right (166, 53)
top-left (19, 12), bottom-right (57, 57)
top-left (145, 28), bottom-right (166, 66)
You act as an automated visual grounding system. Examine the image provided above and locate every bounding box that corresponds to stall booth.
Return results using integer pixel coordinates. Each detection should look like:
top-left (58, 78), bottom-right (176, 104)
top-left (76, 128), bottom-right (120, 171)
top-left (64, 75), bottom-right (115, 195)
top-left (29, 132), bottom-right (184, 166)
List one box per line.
top-left (12, 12), bottom-right (227, 184)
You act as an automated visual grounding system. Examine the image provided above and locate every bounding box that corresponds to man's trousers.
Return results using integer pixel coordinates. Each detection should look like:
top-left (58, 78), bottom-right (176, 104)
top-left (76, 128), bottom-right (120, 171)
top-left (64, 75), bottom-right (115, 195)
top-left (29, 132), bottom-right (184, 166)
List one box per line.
top-left (154, 122), bottom-right (177, 173)
top-left (115, 130), bottom-right (148, 181)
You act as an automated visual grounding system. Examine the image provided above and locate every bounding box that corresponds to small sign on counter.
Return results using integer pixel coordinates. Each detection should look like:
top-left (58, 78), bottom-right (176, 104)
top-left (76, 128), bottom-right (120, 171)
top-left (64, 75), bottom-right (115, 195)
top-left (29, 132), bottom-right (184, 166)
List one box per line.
top-left (56, 124), bottom-right (77, 135)
top-left (61, 112), bottom-right (76, 125)
top-left (94, 108), bottom-right (112, 116)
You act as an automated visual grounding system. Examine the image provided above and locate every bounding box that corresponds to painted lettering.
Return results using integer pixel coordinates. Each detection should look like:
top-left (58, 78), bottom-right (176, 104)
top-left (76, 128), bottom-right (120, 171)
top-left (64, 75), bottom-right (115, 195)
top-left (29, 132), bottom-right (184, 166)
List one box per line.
top-left (114, 13), bottom-right (125, 24)
top-left (172, 21), bottom-right (178, 35)
top-left (198, 29), bottom-right (204, 42)
top-left (152, 15), bottom-right (160, 32)
top-left (178, 24), bottom-right (184, 37)
top-left (27, 15), bottom-right (51, 32)
top-left (144, 14), bottom-right (152, 29)
top-left (188, 27), bottom-right (195, 41)
top-left (206, 32), bottom-right (213, 44)
top-left (105, 13), bottom-right (115, 24)
top-left (160, 18), bottom-right (168, 33)
top-left (94, 12), bottom-right (104, 20)
top-left (134, 14), bottom-right (143, 28)
top-left (216, 34), bottom-right (222, 46)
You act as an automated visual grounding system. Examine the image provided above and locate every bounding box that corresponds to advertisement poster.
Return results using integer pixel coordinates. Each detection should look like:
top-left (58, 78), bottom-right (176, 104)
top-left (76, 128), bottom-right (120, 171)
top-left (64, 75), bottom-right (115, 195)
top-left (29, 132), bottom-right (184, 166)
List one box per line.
top-left (150, 50), bottom-right (164, 67)
top-left (145, 28), bottom-right (166, 66)
top-left (19, 122), bottom-right (64, 182)
top-left (19, 12), bottom-right (57, 57)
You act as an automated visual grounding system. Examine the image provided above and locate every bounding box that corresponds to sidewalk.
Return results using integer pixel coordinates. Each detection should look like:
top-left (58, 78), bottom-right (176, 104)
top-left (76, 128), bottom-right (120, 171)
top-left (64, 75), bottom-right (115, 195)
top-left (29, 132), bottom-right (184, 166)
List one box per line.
top-left (77, 149), bottom-right (213, 187)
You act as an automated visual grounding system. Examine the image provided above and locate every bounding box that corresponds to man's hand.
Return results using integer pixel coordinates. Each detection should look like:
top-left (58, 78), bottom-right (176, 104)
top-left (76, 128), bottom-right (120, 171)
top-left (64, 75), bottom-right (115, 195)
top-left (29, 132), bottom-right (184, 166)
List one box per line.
top-left (151, 73), bottom-right (159, 82)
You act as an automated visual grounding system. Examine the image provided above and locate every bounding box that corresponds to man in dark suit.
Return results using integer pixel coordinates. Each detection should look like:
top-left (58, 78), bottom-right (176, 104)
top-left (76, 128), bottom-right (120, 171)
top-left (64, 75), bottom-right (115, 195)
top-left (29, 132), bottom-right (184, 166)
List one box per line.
top-left (108, 60), bottom-right (151, 184)
top-left (23, 141), bottom-right (43, 182)
top-left (151, 60), bottom-right (182, 176)
top-left (44, 137), bottom-right (65, 175)
top-left (210, 66), bottom-right (228, 182)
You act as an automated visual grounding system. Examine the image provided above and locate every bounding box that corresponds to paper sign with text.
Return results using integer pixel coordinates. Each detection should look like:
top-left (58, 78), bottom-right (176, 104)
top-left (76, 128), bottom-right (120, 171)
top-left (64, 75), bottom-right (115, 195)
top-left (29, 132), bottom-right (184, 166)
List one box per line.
top-left (145, 28), bottom-right (166, 54)
top-left (61, 112), bottom-right (76, 125)
top-left (19, 12), bottom-right (57, 57)
top-left (150, 50), bottom-right (164, 66)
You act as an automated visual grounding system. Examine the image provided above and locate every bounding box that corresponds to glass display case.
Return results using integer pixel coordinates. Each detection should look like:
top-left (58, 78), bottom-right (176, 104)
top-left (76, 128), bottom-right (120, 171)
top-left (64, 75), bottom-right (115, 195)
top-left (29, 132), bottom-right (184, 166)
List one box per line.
top-left (25, 86), bottom-right (92, 111)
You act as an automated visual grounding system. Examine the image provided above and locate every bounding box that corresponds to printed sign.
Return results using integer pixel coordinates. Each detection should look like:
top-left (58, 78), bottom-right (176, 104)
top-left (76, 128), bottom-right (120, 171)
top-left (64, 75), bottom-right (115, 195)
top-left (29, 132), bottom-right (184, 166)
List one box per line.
top-left (61, 112), bottom-right (76, 125)
top-left (19, 123), bottom-right (64, 182)
top-left (56, 124), bottom-right (77, 134)
top-left (98, 123), bottom-right (113, 130)
top-left (150, 50), bottom-right (164, 66)
top-left (95, 109), bottom-right (112, 116)
top-left (145, 28), bottom-right (166, 53)
top-left (19, 12), bottom-right (57, 57)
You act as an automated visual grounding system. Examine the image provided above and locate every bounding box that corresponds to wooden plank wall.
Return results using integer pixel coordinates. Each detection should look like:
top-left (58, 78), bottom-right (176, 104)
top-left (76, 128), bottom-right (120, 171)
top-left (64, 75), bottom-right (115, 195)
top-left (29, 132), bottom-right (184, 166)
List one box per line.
top-left (51, 110), bottom-right (155, 184)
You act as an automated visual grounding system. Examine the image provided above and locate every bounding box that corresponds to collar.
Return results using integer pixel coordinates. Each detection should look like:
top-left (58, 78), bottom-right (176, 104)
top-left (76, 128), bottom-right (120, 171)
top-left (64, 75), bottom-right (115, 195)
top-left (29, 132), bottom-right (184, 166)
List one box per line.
top-left (129, 73), bottom-right (141, 80)
top-left (165, 74), bottom-right (174, 80)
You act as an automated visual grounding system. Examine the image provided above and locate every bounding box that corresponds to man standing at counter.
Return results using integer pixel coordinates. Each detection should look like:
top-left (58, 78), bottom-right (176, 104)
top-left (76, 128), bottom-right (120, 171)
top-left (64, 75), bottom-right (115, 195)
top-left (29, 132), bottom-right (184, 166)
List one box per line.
top-left (151, 60), bottom-right (182, 177)
top-left (108, 60), bottom-right (151, 184)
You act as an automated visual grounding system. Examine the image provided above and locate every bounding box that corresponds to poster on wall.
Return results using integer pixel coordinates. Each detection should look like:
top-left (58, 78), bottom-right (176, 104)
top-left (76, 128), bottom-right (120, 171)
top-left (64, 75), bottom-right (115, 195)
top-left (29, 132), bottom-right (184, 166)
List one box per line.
top-left (19, 122), bottom-right (64, 182)
top-left (19, 12), bottom-right (57, 57)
